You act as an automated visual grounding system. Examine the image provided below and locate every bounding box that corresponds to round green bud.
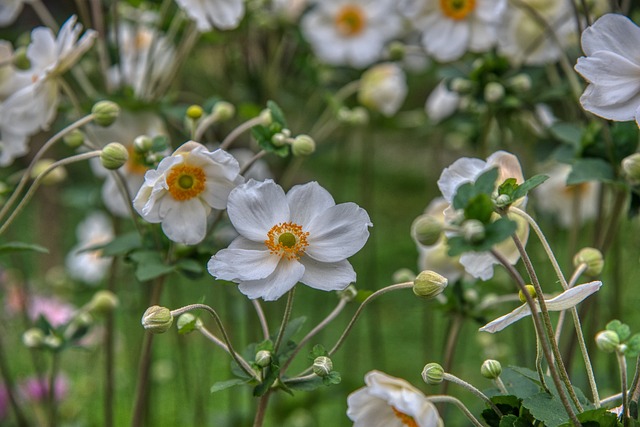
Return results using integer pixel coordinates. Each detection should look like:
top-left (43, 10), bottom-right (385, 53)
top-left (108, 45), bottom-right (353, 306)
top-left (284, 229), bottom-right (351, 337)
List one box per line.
top-left (413, 270), bottom-right (448, 299)
top-left (212, 101), bottom-right (235, 122)
top-left (100, 142), bottom-right (129, 170)
top-left (22, 328), bottom-right (45, 348)
top-left (337, 284), bottom-right (357, 302)
top-left (387, 41), bottom-right (406, 61)
top-left (271, 132), bottom-right (289, 147)
top-left (573, 247), bottom-right (604, 277)
top-left (14, 46), bottom-right (30, 70)
top-left (392, 268), bottom-right (416, 284)
top-left (422, 362), bottom-right (444, 385)
top-left (186, 105), bottom-right (203, 120)
top-left (450, 78), bottom-right (473, 93)
top-left (92, 101), bottom-right (120, 127)
top-left (312, 356), bottom-right (333, 377)
top-left (43, 334), bottom-right (62, 350)
top-left (31, 159), bottom-right (67, 185)
top-left (518, 284), bottom-right (537, 303)
top-left (622, 153), bottom-right (640, 185)
top-left (595, 330), bottom-right (620, 353)
top-left (412, 214), bottom-right (443, 246)
top-left (133, 135), bottom-right (153, 154)
top-left (484, 82), bottom-right (505, 103)
top-left (176, 313), bottom-right (201, 334)
top-left (292, 135), bottom-right (316, 157)
top-left (494, 194), bottom-right (511, 208)
top-left (462, 219), bottom-right (485, 243)
top-left (260, 109), bottom-right (273, 125)
top-left (255, 350), bottom-right (272, 368)
top-left (508, 74), bottom-right (532, 92)
top-left (480, 359), bottom-right (502, 379)
top-left (87, 290), bottom-right (119, 316)
top-left (141, 306), bottom-right (174, 334)
top-left (63, 129), bottom-right (85, 149)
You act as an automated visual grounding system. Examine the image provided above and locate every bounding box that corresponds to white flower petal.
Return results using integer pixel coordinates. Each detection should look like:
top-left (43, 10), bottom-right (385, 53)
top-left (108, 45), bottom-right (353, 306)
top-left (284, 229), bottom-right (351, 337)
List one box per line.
top-left (160, 198), bottom-right (209, 245)
top-left (479, 304), bottom-right (531, 333)
top-left (286, 181), bottom-right (335, 227)
top-left (299, 257), bottom-right (355, 291)
top-left (237, 258), bottom-right (305, 301)
top-left (459, 252), bottom-right (497, 281)
top-left (581, 14), bottom-right (640, 59)
top-left (208, 248), bottom-right (279, 281)
top-left (545, 281), bottom-right (602, 311)
top-left (437, 157), bottom-right (487, 203)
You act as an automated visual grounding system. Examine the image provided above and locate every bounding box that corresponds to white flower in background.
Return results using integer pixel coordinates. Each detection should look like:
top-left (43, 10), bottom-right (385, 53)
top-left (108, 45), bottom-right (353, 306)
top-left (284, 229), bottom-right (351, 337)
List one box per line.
top-left (0, 0), bottom-right (27, 27)
top-left (229, 148), bottom-right (273, 182)
top-left (271, 0), bottom-right (308, 21)
top-left (91, 112), bottom-right (167, 217)
top-left (401, 0), bottom-right (506, 62)
top-left (358, 63), bottom-right (407, 117)
top-left (575, 14), bottom-right (640, 126)
top-left (301, 0), bottom-right (401, 68)
top-left (425, 80), bottom-right (460, 124)
top-left (498, 0), bottom-right (575, 65)
top-left (437, 151), bottom-right (529, 280)
top-left (66, 212), bottom-right (114, 284)
top-left (134, 141), bottom-right (244, 245)
top-left (533, 163), bottom-right (599, 228)
top-left (208, 179), bottom-right (372, 301)
top-left (175, 0), bottom-right (245, 31)
top-left (480, 281), bottom-right (602, 332)
top-left (347, 370), bottom-right (442, 427)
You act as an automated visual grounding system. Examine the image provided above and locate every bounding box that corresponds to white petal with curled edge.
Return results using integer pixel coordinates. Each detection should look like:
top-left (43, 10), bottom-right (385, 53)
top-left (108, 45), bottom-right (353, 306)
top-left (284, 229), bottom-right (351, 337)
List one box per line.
top-left (208, 248), bottom-right (279, 282)
top-left (237, 258), bottom-right (305, 301)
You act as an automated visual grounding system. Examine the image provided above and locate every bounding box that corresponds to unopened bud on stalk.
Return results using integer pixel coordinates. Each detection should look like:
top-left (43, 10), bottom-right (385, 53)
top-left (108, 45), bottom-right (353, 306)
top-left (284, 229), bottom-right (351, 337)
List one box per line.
top-left (462, 219), bottom-right (485, 243)
top-left (212, 101), bottom-right (235, 121)
top-left (141, 306), bottom-right (174, 334)
top-left (484, 82), bottom-right (505, 103)
top-left (622, 153), bottom-right (640, 184)
top-left (518, 285), bottom-right (537, 303)
top-left (413, 270), bottom-right (448, 299)
top-left (508, 74), bottom-right (532, 92)
top-left (337, 284), bottom-right (357, 302)
top-left (422, 363), bottom-right (444, 385)
top-left (31, 159), bottom-right (66, 185)
top-left (450, 78), bottom-right (472, 93)
top-left (412, 214), bottom-right (443, 246)
top-left (494, 194), bottom-right (511, 208)
top-left (186, 105), bottom-right (204, 120)
top-left (480, 359), bottom-right (502, 379)
top-left (133, 135), bottom-right (153, 153)
top-left (92, 101), bottom-right (120, 127)
top-left (22, 328), bottom-right (45, 348)
top-left (260, 109), bottom-right (272, 125)
top-left (14, 46), bottom-right (30, 69)
top-left (271, 132), bottom-right (289, 147)
top-left (43, 334), bottom-right (62, 350)
top-left (573, 247), bottom-right (604, 276)
top-left (100, 142), bottom-right (129, 170)
top-left (313, 356), bottom-right (333, 377)
top-left (595, 330), bottom-right (620, 353)
top-left (87, 290), bottom-right (119, 316)
top-left (255, 350), bottom-right (272, 368)
top-left (392, 268), bottom-right (415, 284)
top-left (63, 129), bottom-right (85, 149)
top-left (292, 135), bottom-right (315, 157)
top-left (387, 41), bottom-right (405, 61)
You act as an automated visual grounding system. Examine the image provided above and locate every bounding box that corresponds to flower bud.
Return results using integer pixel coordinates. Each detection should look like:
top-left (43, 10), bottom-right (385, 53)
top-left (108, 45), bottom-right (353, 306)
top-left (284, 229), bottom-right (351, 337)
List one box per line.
top-left (100, 142), bottom-right (129, 170)
top-left (22, 328), bottom-right (45, 348)
top-left (337, 284), bottom-right (357, 302)
top-left (255, 350), bottom-right (272, 368)
top-left (622, 153), bottom-right (640, 184)
top-left (92, 101), bottom-right (120, 127)
top-left (392, 268), bottom-right (415, 284)
top-left (422, 362), bottom-right (444, 385)
top-left (141, 306), bottom-right (174, 334)
top-left (133, 135), bottom-right (153, 153)
top-left (212, 101), bottom-right (235, 122)
top-left (271, 132), bottom-right (289, 147)
top-left (595, 330), bottom-right (620, 353)
top-left (63, 129), bottom-right (85, 149)
top-left (186, 105), bottom-right (203, 120)
top-left (31, 159), bottom-right (66, 185)
top-left (14, 46), bottom-right (30, 70)
top-left (312, 356), bottom-right (333, 377)
top-left (292, 135), bottom-right (315, 157)
top-left (87, 290), bottom-right (119, 316)
top-left (462, 219), bottom-right (485, 243)
top-left (412, 214), bottom-right (443, 246)
top-left (484, 82), bottom-right (505, 103)
top-left (259, 109), bottom-right (272, 125)
top-left (494, 194), bottom-right (511, 208)
top-left (387, 41), bottom-right (405, 61)
top-left (573, 247), bottom-right (604, 277)
top-left (43, 334), bottom-right (62, 350)
top-left (413, 270), bottom-right (448, 299)
top-left (480, 359), bottom-right (502, 379)
top-left (508, 74), bottom-right (532, 92)
top-left (450, 78), bottom-right (472, 93)
top-left (518, 284), bottom-right (537, 303)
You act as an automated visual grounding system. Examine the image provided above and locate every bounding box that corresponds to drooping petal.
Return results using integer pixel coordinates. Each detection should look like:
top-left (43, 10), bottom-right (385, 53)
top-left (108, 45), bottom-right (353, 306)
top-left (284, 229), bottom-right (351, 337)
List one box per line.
top-left (479, 304), bottom-right (531, 333)
top-left (299, 257), bottom-right (355, 292)
top-left (237, 258), bottom-right (305, 301)
top-left (286, 181), bottom-right (335, 227)
top-left (580, 14), bottom-right (640, 60)
top-left (160, 198), bottom-right (209, 245)
top-left (208, 248), bottom-right (279, 281)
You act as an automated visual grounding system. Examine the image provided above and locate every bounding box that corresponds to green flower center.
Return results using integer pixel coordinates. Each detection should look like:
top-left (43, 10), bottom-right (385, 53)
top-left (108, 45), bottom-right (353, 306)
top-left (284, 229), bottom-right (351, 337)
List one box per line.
top-left (278, 232), bottom-right (297, 248)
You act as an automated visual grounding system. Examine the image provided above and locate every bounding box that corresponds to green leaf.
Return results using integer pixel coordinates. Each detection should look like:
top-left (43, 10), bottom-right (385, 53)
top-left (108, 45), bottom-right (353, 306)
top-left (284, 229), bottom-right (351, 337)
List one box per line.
top-left (482, 395), bottom-right (524, 427)
top-left (151, 135), bottom-right (169, 152)
top-left (95, 232), bottom-right (142, 257)
top-left (210, 379), bottom-right (249, 393)
top-left (549, 122), bottom-right (582, 147)
top-left (309, 344), bottom-right (328, 359)
top-left (322, 371), bottom-right (341, 386)
top-left (253, 360), bottom-right (280, 397)
top-left (177, 314), bottom-right (198, 334)
top-left (267, 100), bottom-right (287, 127)
top-left (0, 241), bottom-right (49, 255)
top-left (498, 178), bottom-right (519, 196)
top-left (284, 376), bottom-right (324, 392)
top-left (255, 340), bottom-right (274, 353)
top-left (512, 175), bottom-right (549, 200)
top-left (607, 320), bottom-right (631, 341)
top-left (129, 250), bottom-right (175, 281)
top-left (625, 334), bottom-right (640, 357)
top-left (453, 168), bottom-right (499, 210)
top-left (465, 193), bottom-right (495, 223)
top-left (558, 408), bottom-right (619, 427)
top-left (567, 158), bottom-right (615, 185)
top-left (521, 392), bottom-right (569, 427)
top-left (273, 317), bottom-right (306, 351)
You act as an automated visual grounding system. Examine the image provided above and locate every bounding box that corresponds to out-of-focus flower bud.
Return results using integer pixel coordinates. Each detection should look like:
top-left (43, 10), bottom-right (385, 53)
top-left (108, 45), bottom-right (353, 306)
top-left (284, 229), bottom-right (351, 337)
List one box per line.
top-left (484, 82), bottom-right (505, 103)
top-left (43, 334), bottom-right (62, 350)
top-left (255, 350), bottom-right (272, 368)
top-left (133, 135), bottom-right (153, 154)
top-left (186, 105), bottom-right (204, 120)
top-left (312, 356), bottom-right (333, 377)
top-left (422, 362), bottom-right (444, 385)
top-left (337, 284), bottom-right (357, 302)
top-left (462, 219), bottom-right (485, 243)
top-left (22, 328), bottom-right (45, 348)
top-left (212, 101), bottom-right (235, 121)
top-left (392, 268), bottom-right (415, 284)
top-left (413, 270), bottom-right (448, 299)
top-left (387, 41), bottom-right (405, 61)
top-left (31, 159), bottom-right (66, 185)
top-left (480, 359), bottom-right (502, 379)
top-left (291, 135), bottom-right (315, 157)
top-left (63, 129), bottom-right (85, 149)
top-left (573, 247), bottom-right (604, 277)
top-left (622, 153), bottom-right (640, 184)
top-left (412, 214), bottom-right (443, 246)
top-left (450, 78), bottom-right (472, 93)
top-left (141, 306), bottom-right (174, 334)
top-left (508, 74), bottom-right (532, 92)
top-left (518, 284), bottom-right (537, 303)
top-left (87, 290), bottom-right (119, 316)
top-left (595, 330), bottom-right (620, 353)
top-left (92, 101), bottom-right (120, 127)
top-left (260, 109), bottom-right (272, 125)
top-left (100, 142), bottom-right (129, 170)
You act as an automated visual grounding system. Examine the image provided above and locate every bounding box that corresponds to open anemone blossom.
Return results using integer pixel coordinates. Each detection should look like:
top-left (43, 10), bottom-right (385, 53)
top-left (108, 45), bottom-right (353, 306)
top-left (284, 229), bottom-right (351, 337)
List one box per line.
top-left (175, 0), bottom-right (244, 31)
top-left (347, 370), bottom-right (443, 427)
top-left (301, 0), bottom-right (401, 68)
top-left (208, 179), bottom-right (372, 301)
top-left (133, 141), bottom-right (243, 245)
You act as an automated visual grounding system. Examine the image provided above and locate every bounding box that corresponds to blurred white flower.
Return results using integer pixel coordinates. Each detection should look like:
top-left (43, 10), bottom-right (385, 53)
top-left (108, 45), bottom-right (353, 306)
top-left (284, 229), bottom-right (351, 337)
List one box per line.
top-left (0, 0), bottom-right (26, 27)
top-left (301, 0), bottom-right (401, 67)
top-left (66, 212), bottom-right (114, 284)
top-left (175, 0), bottom-right (245, 31)
top-left (134, 141), bottom-right (243, 245)
top-left (358, 63), bottom-right (407, 117)
top-left (533, 163), bottom-right (599, 228)
top-left (401, 0), bottom-right (506, 62)
top-left (208, 179), bottom-right (372, 301)
top-left (575, 14), bottom-right (640, 126)
top-left (347, 370), bottom-right (442, 427)
top-left (229, 148), bottom-right (273, 182)
top-left (425, 80), bottom-right (460, 124)
top-left (271, 0), bottom-right (308, 21)
top-left (480, 281), bottom-right (602, 333)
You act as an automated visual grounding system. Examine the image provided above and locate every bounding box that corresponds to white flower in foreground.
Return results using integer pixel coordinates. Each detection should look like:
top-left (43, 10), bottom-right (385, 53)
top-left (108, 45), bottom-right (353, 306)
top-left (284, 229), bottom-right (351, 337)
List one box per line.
top-left (401, 0), bottom-right (506, 62)
top-left (66, 212), bottom-right (114, 284)
top-left (437, 151), bottom-right (529, 280)
top-left (134, 141), bottom-right (244, 245)
top-left (480, 281), bottom-right (602, 333)
top-left (301, 0), bottom-right (401, 68)
top-left (0, 0), bottom-right (26, 27)
top-left (575, 14), bottom-right (640, 126)
top-left (347, 370), bottom-right (442, 427)
top-left (425, 80), bottom-right (460, 124)
top-left (208, 179), bottom-right (372, 301)
top-left (358, 63), bottom-right (407, 117)
top-left (175, 0), bottom-right (244, 31)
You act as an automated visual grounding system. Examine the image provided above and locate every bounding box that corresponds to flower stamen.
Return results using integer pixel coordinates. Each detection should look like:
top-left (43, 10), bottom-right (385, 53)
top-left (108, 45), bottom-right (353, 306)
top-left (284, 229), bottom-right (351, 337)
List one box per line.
top-left (166, 164), bottom-right (206, 201)
top-left (335, 5), bottom-right (366, 37)
top-left (265, 222), bottom-right (310, 260)
top-left (392, 407), bottom-right (419, 427)
top-left (440, 0), bottom-right (475, 20)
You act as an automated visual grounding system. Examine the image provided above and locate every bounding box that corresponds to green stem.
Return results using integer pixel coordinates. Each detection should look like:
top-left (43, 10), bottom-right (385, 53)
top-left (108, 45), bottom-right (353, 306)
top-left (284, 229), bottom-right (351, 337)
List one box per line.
top-left (426, 396), bottom-right (484, 427)
top-left (252, 299), bottom-right (270, 341)
top-left (273, 287), bottom-right (296, 355)
top-left (443, 372), bottom-right (502, 417)
top-left (533, 317), bottom-right (551, 393)
top-left (195, 324), bottom-right (256, 378)
top-left (48, 352), bottom-right (61, 427)
top-left (220, 116), bottom-right (267, 151)
top-left (618, 351), bottom-right (629, 426)
top-left (494, 377), bottom-right (509, 395)
top-left (252, 390), bottom-right (272, 427)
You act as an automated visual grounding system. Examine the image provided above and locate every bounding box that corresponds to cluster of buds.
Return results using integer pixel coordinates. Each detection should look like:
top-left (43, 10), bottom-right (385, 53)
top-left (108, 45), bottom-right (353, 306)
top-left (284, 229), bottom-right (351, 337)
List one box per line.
top-left (271, 129), bottom-right (316, 157)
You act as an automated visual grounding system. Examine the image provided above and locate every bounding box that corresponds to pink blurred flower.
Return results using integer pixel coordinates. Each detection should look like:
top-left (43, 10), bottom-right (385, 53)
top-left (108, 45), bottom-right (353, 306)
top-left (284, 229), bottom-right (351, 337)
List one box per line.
top-left (19, 375), bottom-right (68, 402)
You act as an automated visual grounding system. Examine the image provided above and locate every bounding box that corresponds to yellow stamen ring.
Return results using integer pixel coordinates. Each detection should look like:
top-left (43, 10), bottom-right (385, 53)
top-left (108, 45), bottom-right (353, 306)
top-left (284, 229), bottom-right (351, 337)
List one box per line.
top-left (392, 407), bottom-right (419, 427)
top-left (265, 222), bottom-right (310, 260)
top-left (440, 0), bottom-right (475, 20)
top-left (166, 164), bottom-right (206, 201)
top-left (335, 5), bottom-right (367, 37)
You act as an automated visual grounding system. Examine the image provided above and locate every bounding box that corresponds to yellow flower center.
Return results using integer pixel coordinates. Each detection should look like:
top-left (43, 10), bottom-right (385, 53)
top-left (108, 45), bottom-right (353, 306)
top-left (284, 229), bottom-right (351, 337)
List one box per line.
top-left (335, 5), bottom-right (367, 37)
top-left (166, 164), bottom-right (206, 201)
top-left (126, 145), bottom-right (150, 176)
top-left (265, 222), bottom-right (310, 260)
top-left (440, 0), bottom-right (475, 20)
top-left (392, 407), bottom-right (419, 427)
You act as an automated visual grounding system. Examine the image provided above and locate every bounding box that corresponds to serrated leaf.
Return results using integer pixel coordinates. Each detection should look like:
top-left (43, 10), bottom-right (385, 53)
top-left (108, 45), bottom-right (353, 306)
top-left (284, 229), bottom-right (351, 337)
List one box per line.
top-left (498, 178), bottom-right (518, 196)
top-left (465, 193), bottom-right (495, 223)
top-left (129, 250), bottom-right (174, 281)
top-left (310, 344), bottom-right (328, 359)
top-left (93, 232), bottom-right (142, 257)
top-left (256, 340), bottom-right (274, 352)
top-left (512, 175), bottom-right (549, 200)
top-left (322, 371), bottom-right (341, 386)
top-left (607, 320), bottom-right (631, 341)
top-left (0, 241), bottom-right (49, 255)
top-left (284, 376), bottom-right (324, 392)
top-left (522, 392), bottom-right (568, 427)
top-left (498, 415), bottom-right (518, 427)
top-left (267, 100), bottom-right (287, 127)
top-left (453, 168), bottom-right (499, 210)
top-left (550, 123), bottom-right (582, 146)
top-left (567, 158), bottom-right (614, 185)
top-left (625, 334), bottom-right (640, 357)
top-left (210, 379), bottom-right (249, 393)
top-left (482, 395), bottom-right (523, 427)
top-left (558, 408), bottom-right (618, 427)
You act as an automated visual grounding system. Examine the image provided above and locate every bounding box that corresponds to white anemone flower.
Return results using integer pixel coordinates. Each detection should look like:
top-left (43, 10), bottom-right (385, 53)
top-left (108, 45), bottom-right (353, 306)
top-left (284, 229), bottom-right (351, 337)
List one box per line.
top-left (437, 151), bottom-right (529, 281)
top-left (575, 14), bottom-right (640, 126)
top-left (480, 281), bottom-right (602, 333)
top-left (66, 212), bottom-right (114, 284)
top-left (208, 179), bottom-right (372, 301)
top-left (301, 0), bottom-right (401, 68)
top-left (175, 0), bottom-right (245, 31)
top-left (347, 370), bottom-right (442, 427)
top-left (133, 141), bottom-right (244, 245)
top-left (425, 80), bottom-right (460, 124)
top-left (358, 63), bottom-right (407, 117)
top-left (401, 0), bottom-right (506, 63)
top-left (0, 0), bottom-right (26, 27)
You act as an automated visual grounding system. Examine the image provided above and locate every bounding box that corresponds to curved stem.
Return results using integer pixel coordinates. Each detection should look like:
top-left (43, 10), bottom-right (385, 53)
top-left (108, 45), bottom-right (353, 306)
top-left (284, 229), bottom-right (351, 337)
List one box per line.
top-left (220, 117), bottom-right (266, 151)
top-left (426, 395), bottom-right (484, 427)
top-left (239, 150), bottom-right (267, 176)
top-left (629, 356), bottom-right (640, 407)
top-left (494, 377), bottom-right (509, 395)
top-left (195, 324), bottom-right (256, 377)
top-left (618, 351), bottom-right (629, 426)
top-left (443, 372), bottom-right (502, 417)
top-left (251, 300), bottom-right (270, 341)
top-left (273, 287), bottom-right (296, 355)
